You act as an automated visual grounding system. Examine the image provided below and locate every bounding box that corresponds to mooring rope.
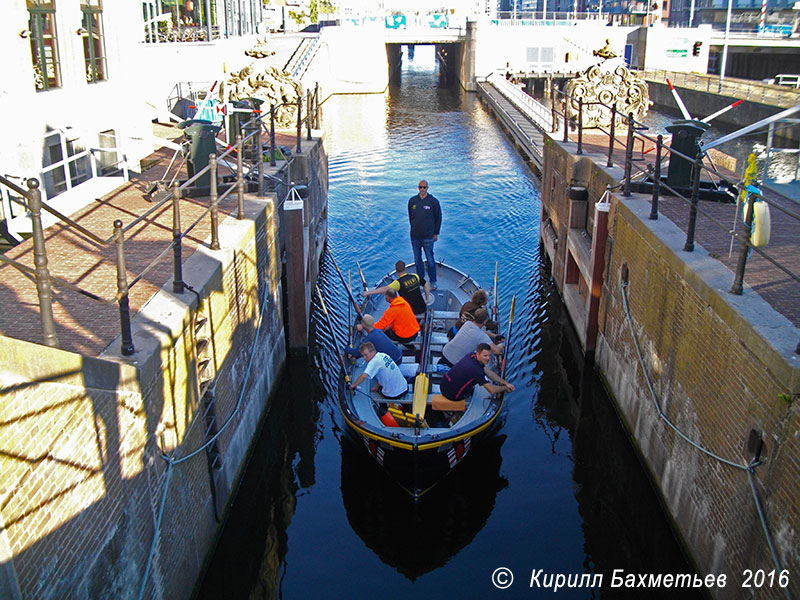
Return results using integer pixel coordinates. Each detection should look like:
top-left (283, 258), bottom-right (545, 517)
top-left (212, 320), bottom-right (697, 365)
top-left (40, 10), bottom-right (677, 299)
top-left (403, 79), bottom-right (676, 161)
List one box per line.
top-left (620, 280), bottom-right (790, 598)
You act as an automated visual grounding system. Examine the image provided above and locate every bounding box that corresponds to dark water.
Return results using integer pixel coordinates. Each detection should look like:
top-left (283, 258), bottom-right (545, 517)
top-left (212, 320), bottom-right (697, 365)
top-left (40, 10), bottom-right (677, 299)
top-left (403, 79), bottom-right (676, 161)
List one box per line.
top-left (197, 47), bottom-right (704, 599)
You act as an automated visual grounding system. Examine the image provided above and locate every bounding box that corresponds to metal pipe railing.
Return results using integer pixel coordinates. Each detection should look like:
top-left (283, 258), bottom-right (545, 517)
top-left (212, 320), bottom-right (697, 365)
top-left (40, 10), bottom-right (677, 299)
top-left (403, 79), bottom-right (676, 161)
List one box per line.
top-left (0, 81), bottom-right (320, 352)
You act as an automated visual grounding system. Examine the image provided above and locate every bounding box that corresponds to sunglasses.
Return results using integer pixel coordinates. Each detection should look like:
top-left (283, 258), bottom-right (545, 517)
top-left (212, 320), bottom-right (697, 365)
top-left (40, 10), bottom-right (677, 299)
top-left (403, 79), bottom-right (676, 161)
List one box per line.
top-left (419, 185), bottom-right (428, 189)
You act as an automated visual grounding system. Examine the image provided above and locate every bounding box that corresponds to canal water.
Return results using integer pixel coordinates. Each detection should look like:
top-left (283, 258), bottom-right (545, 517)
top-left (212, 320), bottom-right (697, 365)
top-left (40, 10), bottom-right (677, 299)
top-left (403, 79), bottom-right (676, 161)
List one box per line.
top-left (197, 47), bottom-right (704, 599)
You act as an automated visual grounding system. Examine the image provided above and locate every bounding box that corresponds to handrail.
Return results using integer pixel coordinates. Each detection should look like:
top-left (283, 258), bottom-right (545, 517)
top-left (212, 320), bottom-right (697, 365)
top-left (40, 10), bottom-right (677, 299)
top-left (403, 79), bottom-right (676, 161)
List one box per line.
top-left (487, 72), bottom-right (554, 132)
top-left (0, 80), bottom-right (322, 354)
top-left (542, 85), bottom-right (799, 332)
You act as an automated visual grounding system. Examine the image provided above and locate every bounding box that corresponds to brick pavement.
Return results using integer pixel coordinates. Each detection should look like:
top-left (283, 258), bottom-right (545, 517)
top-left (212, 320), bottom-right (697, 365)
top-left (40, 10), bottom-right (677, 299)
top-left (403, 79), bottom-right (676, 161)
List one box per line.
top-left (571, 130), bottom-right (800, 328)
top-left (0, 126), bottom-right (297, 357)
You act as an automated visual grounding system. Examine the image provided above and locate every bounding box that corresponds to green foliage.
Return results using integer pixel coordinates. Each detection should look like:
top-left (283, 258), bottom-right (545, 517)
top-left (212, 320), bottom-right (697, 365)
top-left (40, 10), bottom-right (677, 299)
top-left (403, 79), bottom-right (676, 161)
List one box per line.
top-left (288, 9), bottom-right (307, 25)
top-left (778, 392), bottom-right (794, 406)
top-left (310, 0), bottom-right (317, 23)
top-left (319, 0), bottom-right (334, 14)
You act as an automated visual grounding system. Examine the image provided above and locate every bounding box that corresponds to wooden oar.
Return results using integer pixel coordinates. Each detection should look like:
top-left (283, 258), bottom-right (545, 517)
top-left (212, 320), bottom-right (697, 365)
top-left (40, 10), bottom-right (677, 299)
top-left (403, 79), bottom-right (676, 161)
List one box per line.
top-left (500, 295), bottom-right (516, 379)
top-left (315, 285), bottom-right (351, 384)
top-left (356, 260), bottom-right (368, 292)
top-left (325, 246), bottom-right (364, 319)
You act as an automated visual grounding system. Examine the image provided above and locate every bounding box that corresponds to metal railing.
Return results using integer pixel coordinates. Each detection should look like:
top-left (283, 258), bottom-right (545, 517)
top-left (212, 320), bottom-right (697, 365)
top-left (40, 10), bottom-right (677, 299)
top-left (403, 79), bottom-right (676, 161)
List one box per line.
top-left (487, 72), bottom-right (554, 132)
top-left (0, 84), bottom-right (322, 354)
top-left (546, 86), bottom-right (800, 351)
top-left (644, 69), bottom-right (800, 108)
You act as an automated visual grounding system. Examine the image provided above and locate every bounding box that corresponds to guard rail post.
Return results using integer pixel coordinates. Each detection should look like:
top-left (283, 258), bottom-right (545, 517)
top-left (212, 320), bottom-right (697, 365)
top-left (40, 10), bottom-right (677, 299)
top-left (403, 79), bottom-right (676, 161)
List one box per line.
top-left (236, 134), bottom-right (245, 220)
top-left (172, 184), bottom-right (185, 293)
top-left (563, 94), bottom-right (569, 143)
top-left (623, 113), bottom-right (634, 197)
top-left (607, 103), bottom-right (616, 167)
top-left (209, 154), bottom-right (221, 250)
top-left (731, 189), bottom-right (756, 295)
top-left (577, 99), bottom-right (584, 155)
top-left (315, 82), bottom-right (321, 128)
top-left (649, 135), bottom-right (662, 220)
top-left (307, 90), bottom-right (313, 141)
top-left (296, 96), bottom-right (302, 154)
top-left (256, 119), bottom-right (264, 197)
top-left (683, 156), bottom-right (703, 251)
top-left (113, 220), bottom-right (135, 356)
top-left (27, 178), bottom-right (59, 348)
top-left (270, 104), bottom-right (277, 167)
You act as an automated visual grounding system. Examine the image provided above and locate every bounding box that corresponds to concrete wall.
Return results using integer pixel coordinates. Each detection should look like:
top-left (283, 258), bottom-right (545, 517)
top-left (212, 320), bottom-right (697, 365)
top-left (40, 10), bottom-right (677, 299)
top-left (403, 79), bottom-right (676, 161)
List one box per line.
top-left (541, 137), bottom-right (800, 597)
top-left (0, 193), bottom-right (286, 599)
top-left (627, 24), bottom-right (711, 72)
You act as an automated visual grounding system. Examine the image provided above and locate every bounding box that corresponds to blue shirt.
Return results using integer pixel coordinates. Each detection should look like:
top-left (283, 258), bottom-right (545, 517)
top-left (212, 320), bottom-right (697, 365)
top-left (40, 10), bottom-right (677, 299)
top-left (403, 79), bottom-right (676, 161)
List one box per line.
top-left (408, 193), bottom-right (442, 240)
top-left (345, 328), bottom-right (402, 365)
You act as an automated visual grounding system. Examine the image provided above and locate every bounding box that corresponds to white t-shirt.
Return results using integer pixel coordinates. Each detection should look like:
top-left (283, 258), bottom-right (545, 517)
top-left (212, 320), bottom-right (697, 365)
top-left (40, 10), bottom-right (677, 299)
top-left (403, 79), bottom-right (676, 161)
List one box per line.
top-left (364, 351), bottom-right (409, 398)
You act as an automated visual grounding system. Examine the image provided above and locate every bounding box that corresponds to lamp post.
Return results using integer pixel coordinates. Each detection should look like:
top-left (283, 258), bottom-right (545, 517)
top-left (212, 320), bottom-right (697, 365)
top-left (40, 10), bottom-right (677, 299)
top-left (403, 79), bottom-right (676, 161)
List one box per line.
top-left (719, 0), bottom-right (733, 91)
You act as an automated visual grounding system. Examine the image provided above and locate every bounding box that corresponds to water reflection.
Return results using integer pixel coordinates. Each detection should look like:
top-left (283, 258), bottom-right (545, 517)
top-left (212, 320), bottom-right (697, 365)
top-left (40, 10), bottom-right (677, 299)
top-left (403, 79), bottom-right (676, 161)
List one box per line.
top-left (340, 433), bottom-right (508, 581)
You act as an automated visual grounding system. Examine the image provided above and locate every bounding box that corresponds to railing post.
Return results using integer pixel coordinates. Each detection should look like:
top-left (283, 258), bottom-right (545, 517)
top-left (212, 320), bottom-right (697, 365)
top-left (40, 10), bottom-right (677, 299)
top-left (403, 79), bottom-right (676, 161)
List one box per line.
top-left (563, 94), bottom-right (569, 143)
top-left (26, 178), bottom-right (58, 348)
top-left (209, 153), bottom-right (221, 249)
top-left (623, 112), bottom-right (634, 197)
top-left (172, 184), bottom-right (185, 293)
top-left (683, 156), bottom-right (703, 251)
top-left (256, 118), bottom-right (264, 197)
top-left (296, 96), bottom-right (302, 154)
top-left (315, 82), bottom-right (321, 128)
top-left (607, 103), bottom-right (616, 167)
top-left (236, 134), bottom-right (245, 220)
top-left (731, 189), bottom-right (756, 295)
top-left (649, 135), bottom-right (663, 220)
top-left (113, 220), bottom-right (135, 356)
top-left (577, 98), bottom-right (583, 155)
top-left (270, 104), bottom-right (277, 167)
top-left (306, 89), bottom-right (312, 141)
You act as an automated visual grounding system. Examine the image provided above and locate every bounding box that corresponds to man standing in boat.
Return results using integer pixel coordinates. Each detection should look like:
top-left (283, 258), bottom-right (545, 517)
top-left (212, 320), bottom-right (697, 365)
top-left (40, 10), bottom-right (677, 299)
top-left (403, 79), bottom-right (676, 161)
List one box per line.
top-left (362, 260), bottom-right (429, 315)
top-left (408, 180), bottom-right (441, 290)
top-left (372, 289), bottom-right (420, 343)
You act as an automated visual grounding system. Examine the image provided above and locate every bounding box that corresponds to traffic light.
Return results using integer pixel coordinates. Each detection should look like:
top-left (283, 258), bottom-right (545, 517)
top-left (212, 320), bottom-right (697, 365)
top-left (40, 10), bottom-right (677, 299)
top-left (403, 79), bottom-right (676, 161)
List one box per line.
top-left (692, 41), bottom-right (702, 56)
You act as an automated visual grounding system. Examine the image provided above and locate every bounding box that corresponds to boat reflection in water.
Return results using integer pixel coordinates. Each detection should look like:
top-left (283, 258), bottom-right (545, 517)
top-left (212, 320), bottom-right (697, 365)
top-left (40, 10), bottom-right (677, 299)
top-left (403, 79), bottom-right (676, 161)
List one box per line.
top-left (340, 432), bottom-right (508, 580)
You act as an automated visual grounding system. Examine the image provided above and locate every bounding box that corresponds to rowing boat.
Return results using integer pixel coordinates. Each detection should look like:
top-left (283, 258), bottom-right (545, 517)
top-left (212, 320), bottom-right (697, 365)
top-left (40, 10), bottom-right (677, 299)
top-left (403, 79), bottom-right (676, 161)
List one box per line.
top-left (338, 261), bottom-right (508, 500)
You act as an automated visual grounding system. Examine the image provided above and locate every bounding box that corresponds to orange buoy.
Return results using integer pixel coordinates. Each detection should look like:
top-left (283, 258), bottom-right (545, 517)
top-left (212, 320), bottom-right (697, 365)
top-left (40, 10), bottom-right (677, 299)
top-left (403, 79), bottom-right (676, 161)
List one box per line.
top-left (380, 411), bottom-right (399, 427)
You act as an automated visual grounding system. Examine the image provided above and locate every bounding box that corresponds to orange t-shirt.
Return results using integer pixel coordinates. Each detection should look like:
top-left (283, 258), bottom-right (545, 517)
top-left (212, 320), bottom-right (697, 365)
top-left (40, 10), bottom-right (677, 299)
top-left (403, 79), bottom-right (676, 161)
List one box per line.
top-left (374, 296), bottom-right (420, 338)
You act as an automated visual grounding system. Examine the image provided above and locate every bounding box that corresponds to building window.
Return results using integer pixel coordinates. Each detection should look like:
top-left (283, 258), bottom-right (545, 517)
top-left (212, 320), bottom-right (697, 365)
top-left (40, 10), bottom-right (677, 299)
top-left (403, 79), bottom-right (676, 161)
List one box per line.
top-left (27, 1), bottom-right (61, 91)
top-left (42, 131), bottom-right (92, 199)
top-left (81, 0), bottom-right (107, 83)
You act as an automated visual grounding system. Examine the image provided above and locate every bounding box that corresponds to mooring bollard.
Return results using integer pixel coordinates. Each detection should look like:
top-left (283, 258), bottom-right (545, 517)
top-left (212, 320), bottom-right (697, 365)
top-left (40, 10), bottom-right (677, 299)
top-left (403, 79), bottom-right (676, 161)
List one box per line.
top-left (113, 219), bottom-right (135, 356)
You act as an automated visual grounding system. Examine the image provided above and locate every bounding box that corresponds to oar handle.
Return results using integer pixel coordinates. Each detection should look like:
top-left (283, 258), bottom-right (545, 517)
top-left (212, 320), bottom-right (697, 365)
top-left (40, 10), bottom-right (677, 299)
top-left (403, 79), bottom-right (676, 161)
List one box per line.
top-left (356, 261), bottom-right (368, 292)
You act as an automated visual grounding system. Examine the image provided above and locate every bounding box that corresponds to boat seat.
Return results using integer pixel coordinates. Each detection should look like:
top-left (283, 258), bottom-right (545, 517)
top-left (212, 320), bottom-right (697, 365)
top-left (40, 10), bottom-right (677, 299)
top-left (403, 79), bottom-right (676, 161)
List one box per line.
top-left (430, 333), bottom-right (449, 346)
top-left (433, 310), bottom-right (460, 320)
top-left (388, 406), bottom-right (427, 428)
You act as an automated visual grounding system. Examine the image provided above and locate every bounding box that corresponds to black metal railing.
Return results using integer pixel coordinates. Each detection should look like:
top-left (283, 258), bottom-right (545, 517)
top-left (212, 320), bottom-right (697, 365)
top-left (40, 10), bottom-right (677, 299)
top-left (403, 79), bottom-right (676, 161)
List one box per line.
top-left (546, 87), bottom-right (799, 351)
top-left (0, 82), bottom-right (324, 355)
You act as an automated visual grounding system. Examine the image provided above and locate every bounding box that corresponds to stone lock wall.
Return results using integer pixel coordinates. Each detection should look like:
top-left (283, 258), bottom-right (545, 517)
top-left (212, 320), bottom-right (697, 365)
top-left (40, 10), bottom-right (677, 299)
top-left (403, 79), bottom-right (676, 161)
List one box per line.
top-left (541, 137), bottom-right (800, 598)
top-left (0, 193), bottom-right (286, 600)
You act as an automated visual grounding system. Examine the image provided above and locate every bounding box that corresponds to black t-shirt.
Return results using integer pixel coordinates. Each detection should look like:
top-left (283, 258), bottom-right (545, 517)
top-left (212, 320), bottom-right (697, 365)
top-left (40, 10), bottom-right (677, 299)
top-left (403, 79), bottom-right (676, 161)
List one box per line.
top-left (396, 272), bottom-right (426, 315)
